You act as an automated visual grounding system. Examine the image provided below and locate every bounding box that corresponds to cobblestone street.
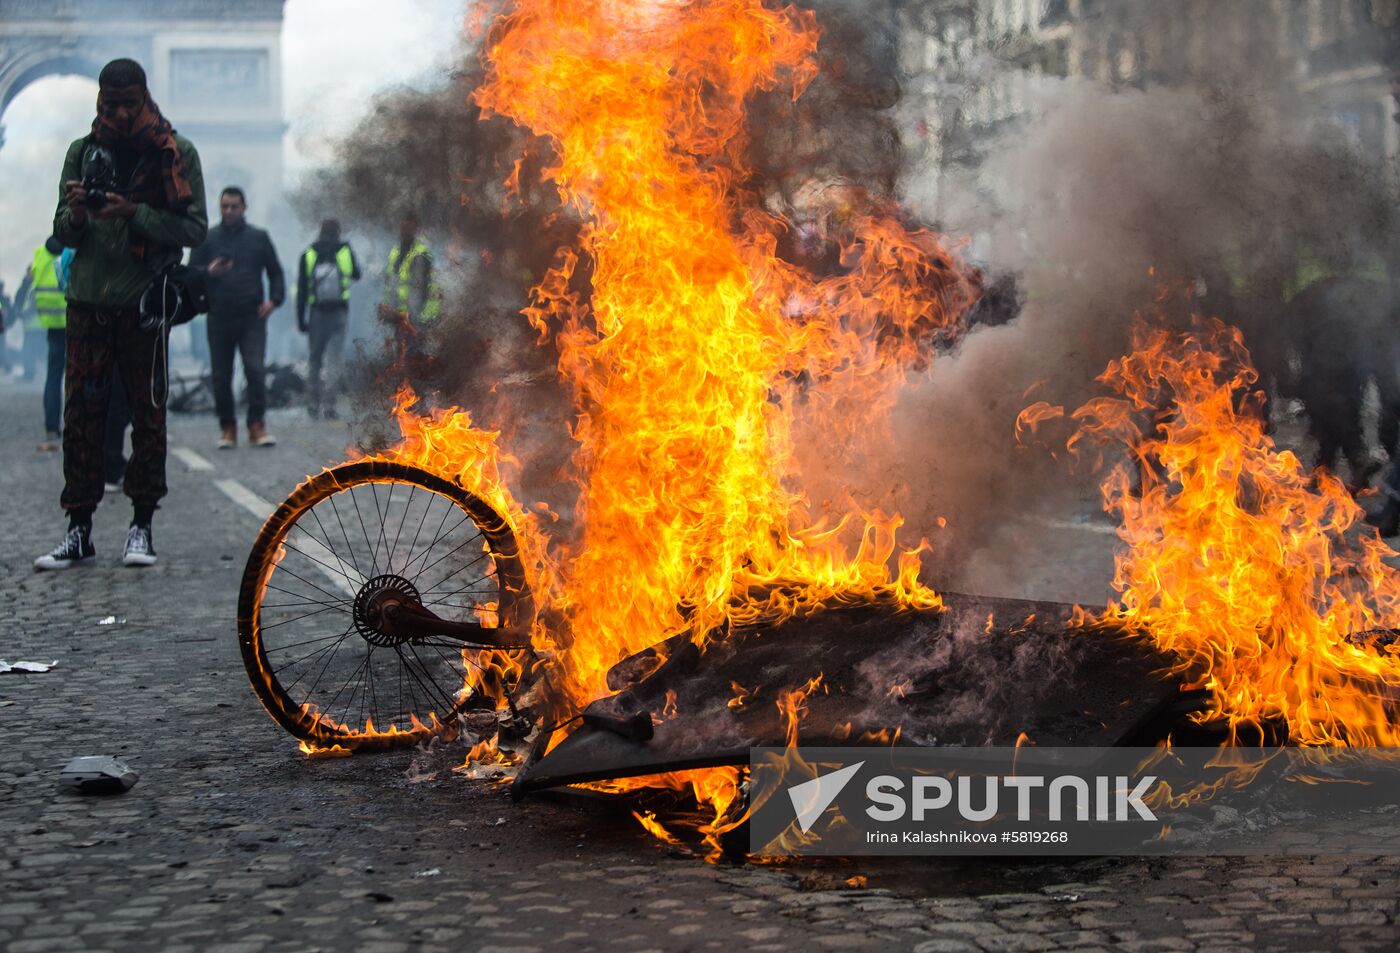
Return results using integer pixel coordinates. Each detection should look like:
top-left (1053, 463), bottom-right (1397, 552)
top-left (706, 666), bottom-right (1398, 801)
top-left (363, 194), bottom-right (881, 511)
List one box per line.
top-left (2, 381), bottom-right (1399, 953)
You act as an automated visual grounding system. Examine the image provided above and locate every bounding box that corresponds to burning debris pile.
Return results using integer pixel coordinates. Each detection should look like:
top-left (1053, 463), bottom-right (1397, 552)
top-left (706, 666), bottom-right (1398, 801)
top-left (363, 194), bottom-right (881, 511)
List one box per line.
top-left (279, 0), bottom-right (1400, 851)
top-left (514, 592), bottom-right (1180, 794)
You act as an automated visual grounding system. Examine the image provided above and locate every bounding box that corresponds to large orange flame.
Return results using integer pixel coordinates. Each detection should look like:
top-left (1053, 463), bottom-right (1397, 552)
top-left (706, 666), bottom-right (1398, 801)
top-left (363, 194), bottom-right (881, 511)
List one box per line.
top-left (471, 0), bottom-right (975, 709)
top-left (355, 0), bottom-right (977, 849)
top-left (1028, 313), bottom-right (1400, 745)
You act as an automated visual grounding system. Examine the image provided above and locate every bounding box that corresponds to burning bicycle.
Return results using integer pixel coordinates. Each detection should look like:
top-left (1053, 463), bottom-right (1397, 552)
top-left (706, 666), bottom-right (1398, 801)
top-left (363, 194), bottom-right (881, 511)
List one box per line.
top-left (236, 450), bottom-right (1198, 822)
top-left (237, 459), bottom-right (538, 755)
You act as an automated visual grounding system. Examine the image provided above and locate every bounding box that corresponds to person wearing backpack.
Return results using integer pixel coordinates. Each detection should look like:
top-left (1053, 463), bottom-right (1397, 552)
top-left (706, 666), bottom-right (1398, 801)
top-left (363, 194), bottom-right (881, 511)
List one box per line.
top-left (296, 219), bottom-right (361, 419)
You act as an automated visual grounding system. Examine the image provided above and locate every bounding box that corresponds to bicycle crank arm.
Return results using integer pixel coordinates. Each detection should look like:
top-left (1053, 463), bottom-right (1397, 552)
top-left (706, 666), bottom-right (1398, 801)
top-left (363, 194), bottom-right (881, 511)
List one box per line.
top-left (378, 600), bottom-right (530, 648)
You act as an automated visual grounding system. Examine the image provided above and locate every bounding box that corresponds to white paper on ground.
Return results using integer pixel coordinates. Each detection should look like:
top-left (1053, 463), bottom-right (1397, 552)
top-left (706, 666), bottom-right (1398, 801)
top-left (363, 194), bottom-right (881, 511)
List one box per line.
top-left (0, 659), bottom-right (59, 673)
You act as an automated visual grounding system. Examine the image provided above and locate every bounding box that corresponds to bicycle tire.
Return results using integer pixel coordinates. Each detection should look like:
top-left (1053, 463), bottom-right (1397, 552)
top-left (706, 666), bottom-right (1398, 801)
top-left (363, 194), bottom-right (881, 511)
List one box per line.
top-left (238, 460), bottom-right (532, 751)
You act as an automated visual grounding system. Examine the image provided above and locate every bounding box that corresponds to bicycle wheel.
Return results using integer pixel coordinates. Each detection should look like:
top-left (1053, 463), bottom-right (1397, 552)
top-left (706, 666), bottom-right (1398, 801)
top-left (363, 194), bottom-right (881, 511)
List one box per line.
top-left (238, 460), bottom-right (533, 751)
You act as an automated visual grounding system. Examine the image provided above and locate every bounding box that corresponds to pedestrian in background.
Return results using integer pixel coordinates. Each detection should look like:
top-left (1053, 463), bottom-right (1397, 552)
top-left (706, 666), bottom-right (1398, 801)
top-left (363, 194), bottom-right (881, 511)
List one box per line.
top-left (378, 213), bottom-right (439, 327)
top-left (296, 219), bottom-right (360, 419)
top-left (190, 186), bottom-right (285, 449)
top-left (35, 57), bottom-right (208, 571)
top-left (31, 235), bottom-right (73, 450)
top-left (0, 280), bottom-right (12, 376)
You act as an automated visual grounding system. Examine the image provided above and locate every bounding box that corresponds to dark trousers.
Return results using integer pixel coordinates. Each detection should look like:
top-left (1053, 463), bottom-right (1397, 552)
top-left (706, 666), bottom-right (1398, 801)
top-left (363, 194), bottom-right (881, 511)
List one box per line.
top-left (189, 317), bottom-right (208, 368)
top-left (1305, 381), bottom-right (1368, 478)
top-left (44, 328), bottom-right (66, 433)
top-left (208, 311), bottom-right (266, 428)
top-left (1372, 348), bottom-right (1400, 460)
top-left (22, 326), bottom-right (44, 380)
top-left (307, 305), bottom-right (348, 412)
top-left (61, 304), bottom-right (167, 513)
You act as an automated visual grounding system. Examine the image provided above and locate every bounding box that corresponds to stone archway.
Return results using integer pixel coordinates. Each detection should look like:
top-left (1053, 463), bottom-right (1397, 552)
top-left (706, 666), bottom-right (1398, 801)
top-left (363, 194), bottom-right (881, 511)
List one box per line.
top-left (1, 0), bottom-right (287, 214)
top-left (1, 49), bottom-right (107, 118)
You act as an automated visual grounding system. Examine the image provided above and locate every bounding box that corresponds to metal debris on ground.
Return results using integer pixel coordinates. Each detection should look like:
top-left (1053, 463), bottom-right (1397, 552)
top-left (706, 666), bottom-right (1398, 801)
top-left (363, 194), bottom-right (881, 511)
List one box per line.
top-left (515, 593), bottom-right (1181, 794)
top-left (59, 756), bottom-right (139, 794)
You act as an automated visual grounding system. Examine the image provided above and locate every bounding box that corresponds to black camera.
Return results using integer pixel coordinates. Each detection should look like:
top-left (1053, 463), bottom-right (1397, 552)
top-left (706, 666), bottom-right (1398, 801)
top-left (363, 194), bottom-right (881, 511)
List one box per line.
top-left (81, 146), bottom-right (117, 211)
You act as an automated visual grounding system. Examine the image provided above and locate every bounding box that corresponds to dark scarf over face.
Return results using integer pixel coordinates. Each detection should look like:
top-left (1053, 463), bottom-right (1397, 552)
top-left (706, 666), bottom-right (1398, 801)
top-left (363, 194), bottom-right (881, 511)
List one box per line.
top-left (90, 88), bottom-right (193, 211)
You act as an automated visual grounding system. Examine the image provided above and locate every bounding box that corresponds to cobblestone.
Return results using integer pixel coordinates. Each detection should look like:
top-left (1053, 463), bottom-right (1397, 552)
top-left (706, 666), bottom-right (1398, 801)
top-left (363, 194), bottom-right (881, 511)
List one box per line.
top-left (1, 387), bottom-right (1399, 951)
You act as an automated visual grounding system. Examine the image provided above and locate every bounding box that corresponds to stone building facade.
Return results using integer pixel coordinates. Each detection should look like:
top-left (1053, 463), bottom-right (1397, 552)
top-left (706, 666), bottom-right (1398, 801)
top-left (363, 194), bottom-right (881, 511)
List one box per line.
top-left (902, 0), bottom-right (1399, 167)
top-left (0, 0), bottom-right (287, 223)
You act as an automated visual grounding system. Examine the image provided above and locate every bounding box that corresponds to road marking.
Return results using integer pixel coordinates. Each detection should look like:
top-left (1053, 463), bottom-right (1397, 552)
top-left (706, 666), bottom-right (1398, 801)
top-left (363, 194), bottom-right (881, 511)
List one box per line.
top-left (172, 446), bottom-right (215, 472)
top-left (214, 478), bottom-right (275, 520)
top-left (214, 478), bottom-right (361, 597)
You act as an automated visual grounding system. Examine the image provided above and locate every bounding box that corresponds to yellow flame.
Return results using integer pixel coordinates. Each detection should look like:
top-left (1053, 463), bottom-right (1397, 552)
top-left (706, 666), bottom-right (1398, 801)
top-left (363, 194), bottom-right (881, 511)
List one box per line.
top-left (1063, 314), bottom-right (1400, 745)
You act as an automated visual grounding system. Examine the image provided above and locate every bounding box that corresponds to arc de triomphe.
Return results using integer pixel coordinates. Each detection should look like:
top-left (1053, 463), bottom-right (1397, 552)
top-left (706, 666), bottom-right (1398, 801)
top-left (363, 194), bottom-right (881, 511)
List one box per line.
top-left (1, 0), bottom-right (286, 220)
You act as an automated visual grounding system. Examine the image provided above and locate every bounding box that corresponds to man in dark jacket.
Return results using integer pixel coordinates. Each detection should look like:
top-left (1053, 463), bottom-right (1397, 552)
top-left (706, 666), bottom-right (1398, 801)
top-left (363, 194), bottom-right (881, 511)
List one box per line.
top-left (296, 219), bottom-right (360, 418)
top-left (190, 186), bottom-right (285, 448)
top-left (35, 57), bottom-right (208, 571)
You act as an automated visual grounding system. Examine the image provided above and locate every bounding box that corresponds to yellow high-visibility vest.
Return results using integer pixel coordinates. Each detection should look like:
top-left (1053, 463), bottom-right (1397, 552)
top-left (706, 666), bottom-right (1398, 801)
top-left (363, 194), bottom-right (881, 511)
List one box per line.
top-left (31, 245), bottom-right (67, 330)
top-left (385, 240), bottom-right (441, 323)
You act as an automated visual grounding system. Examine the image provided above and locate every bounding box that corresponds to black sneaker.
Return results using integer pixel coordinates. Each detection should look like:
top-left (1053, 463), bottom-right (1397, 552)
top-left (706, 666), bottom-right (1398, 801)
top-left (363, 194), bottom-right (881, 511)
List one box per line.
top-left (122, 524), bottom-right (158, 567)
top-left (34, 525), bottom-right (96, 570)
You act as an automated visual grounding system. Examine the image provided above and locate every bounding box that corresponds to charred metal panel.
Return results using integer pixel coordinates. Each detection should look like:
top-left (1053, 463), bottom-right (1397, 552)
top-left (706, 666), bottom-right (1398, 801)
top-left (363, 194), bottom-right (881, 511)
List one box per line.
top-left (514, 594), bottom-right (1181, 793)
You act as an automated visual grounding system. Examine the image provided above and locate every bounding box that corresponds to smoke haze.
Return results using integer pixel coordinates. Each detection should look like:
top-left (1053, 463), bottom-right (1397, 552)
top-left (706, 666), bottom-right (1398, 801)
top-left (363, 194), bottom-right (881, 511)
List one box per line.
top-left (792, 2), bottom-right (1398, 603)
top-left (302, 1), bottom-right (1397, 604)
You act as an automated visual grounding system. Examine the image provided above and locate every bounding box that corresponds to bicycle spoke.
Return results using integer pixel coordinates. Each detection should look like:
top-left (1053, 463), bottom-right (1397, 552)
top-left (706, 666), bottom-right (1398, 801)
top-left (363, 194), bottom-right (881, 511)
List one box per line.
top-left (361, 647), bottom-right (379, 732)
top-left (259, 602), bottom-right (347, 632)
top-left (420, 558), bottom-right (493, 604)
top-left (324, 652), bottom-right (371, 730)
top-left (301, 626), bottom-right (357, 702)
top-left (401, 511), bottom-right (469, 580)
top-left (402, 490), bottom-right (436, 583)
top-left (348, 484), bottom-right (381, 577)
top-left (327, 493), bottom-right (369, 581)
top-left (264, 583), bottom-right (350, 611)
top-left (417, 640), bottom-right (493, 673)
top-left (416, 540), bottom-right (491, 593)
top-left (408, 641), bottom-right (469, 711)
top-left (271, 562), bottom-right (355, 610)
top-left (389, 485), bottom-right (416, 573)
top-left (368, 482), bottom-right (391, 573)
top-left (396, 644), bottom-right (460, 715)
top-left (280, 537), bottom-right (364, 591)
top-left (265, 631), bottom-right (352, 655)
top-left (422, 583), bottom-right (497, 607)
top-left (274, 633), bottom-right (346, 679)
top-left (281, 624), bottom-right (355, 695)
top-left (309, 503), bottom-right (366, 586)
top-left (419, 639), bottom-right (474, 685)
top-left (397, 649), bottom-right (406, 730)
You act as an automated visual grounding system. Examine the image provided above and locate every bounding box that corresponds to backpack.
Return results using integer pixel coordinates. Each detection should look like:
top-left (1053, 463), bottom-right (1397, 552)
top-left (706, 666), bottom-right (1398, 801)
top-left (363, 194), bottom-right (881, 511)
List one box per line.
top-left (139, 264), bottom-right (209, 330)
top-left (312, 254), bottom-right (344, 304)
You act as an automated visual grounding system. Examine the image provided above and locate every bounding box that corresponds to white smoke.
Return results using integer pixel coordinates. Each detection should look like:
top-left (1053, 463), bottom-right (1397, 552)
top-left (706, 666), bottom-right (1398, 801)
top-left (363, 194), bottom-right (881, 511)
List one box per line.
top-left (793, 67), bottom-right (1397, 604)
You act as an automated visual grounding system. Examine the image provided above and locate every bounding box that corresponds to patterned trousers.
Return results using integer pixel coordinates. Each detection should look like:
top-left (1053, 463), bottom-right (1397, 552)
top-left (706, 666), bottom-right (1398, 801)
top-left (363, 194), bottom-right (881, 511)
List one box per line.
top-left (60, 304), bottom-right (167, 513)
